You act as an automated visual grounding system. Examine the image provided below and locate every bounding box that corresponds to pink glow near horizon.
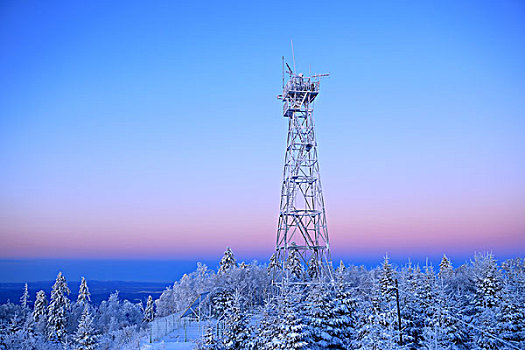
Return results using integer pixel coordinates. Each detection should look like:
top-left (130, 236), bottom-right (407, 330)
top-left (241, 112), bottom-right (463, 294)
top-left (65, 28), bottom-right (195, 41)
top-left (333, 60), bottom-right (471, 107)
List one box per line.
top-left (2, 197), bottom-right (524, 259)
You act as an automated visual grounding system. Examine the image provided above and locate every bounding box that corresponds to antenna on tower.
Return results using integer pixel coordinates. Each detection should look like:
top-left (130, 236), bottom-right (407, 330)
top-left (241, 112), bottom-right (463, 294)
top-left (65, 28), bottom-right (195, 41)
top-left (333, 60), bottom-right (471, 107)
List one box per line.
top-left (282, 56), bottom-right (285, 89)
top-left (291, 39), bottom-right (296, 73)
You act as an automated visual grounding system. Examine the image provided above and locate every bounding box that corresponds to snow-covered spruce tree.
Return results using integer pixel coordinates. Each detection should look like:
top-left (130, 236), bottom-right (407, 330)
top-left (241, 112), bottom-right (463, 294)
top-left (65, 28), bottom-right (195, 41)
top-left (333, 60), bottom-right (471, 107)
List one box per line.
top-left (333, 267), bottom-right (357, 348)
top-left (497, 287), bottom-right (525, 348)
top-left (256, 298), bottom-right (280, 350)
top-left (277, 286), bottom-right (307, 350)
top-left (196, 322), bottom-right (219, 350)
top-left (335, 260), bottom-right (345, 275)
top-left (143, 295), bottom-right (155, 323)
top-left (353, 279), bottom-right (392, 350)
top-left (472, 253), bottom-right (503, 350)
top-left (304, 281), bottom-right (344, 349)
top-left (47, 271), bottom-right (71, 343)
top-left (398, 260), bottom-right (422, 348)
top-left (33, 290), bottom-right (47, 334)
top-left (218, 247), bottom-right (238, 275)
top-left (212, 289), bottom-right (233, 318)
top-left (380, 254), bottom-right (396, 299)
top-left (198, 322), bottom-right (220, 350)
top-left (287, 248), bottom-right (303, 280)
top-left (376, 256), bottom-right (400, 348)
top-left (435, 259), bottom-right (469, 350)
top-left (20, 283), bottom-right (30, 309)
top-left (222, 289), bottom-right (250, 350)
top-left (420, 264), bottom-right (445, 349)
top-left (268, 252), bottom-right (279, 274)
top-left (8, 313), bottom-right (21, 334)
top-left (307, 255), bottom-right (319, 280)
top-left (74, 305), bottom-right (97, 350)
top-left (77, 277), bottom-right (91, 307)
top-left (439, 254), bottom-right (453, 281)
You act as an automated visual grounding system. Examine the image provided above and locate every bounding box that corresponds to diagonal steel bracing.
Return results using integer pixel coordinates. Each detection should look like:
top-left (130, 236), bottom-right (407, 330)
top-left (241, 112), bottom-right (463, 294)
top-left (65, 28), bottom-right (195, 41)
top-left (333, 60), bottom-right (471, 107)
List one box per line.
top-left (275, 70), bottom-right (332, 277)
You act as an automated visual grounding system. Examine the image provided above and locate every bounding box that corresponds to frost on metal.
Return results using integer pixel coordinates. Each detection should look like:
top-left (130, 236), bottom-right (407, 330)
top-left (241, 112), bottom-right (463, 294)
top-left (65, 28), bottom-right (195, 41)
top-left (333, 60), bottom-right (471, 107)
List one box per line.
top-left (275, 62), bottom-right (332, 279)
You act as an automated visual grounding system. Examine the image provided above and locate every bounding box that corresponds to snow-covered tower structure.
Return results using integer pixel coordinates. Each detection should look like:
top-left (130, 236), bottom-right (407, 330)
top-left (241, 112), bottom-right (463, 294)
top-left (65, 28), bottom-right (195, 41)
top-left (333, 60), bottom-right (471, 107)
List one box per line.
top-left (276, 62), bottom-right (331, 278)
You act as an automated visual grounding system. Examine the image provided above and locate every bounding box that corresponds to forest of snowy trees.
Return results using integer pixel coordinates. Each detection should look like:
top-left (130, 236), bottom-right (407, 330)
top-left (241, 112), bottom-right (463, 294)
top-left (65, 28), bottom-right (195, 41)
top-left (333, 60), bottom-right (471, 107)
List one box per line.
top-left (0, 250), bottom-right (523, 349)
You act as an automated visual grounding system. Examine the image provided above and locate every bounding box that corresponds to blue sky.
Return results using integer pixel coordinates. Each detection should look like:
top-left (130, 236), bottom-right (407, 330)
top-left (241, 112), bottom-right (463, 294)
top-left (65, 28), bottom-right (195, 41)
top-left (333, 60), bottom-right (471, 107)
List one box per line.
top-left (1, 1), bottom-right (524, 281)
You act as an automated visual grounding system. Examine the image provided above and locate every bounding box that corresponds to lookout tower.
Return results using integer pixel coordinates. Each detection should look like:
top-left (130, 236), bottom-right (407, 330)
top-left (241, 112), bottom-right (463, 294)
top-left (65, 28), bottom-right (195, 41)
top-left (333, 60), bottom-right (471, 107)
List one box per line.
top-left (275, 61), bottom-right (331, 278)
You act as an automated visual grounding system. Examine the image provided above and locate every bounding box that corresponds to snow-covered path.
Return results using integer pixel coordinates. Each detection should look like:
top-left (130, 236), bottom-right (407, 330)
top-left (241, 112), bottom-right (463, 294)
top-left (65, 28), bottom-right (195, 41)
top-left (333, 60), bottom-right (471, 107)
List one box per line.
top-left (141, 341), bottom-right (195, 350)
top-left (141, 319), bottom-right (203, 349)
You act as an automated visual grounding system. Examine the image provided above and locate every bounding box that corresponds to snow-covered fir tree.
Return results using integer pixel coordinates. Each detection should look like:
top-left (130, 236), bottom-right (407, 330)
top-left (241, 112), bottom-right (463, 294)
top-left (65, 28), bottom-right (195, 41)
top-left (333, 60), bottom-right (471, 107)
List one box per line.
top-left (198, 323), bottom-right (220, 350)
top-left (439, 254), bottom-right (454, 281)
top-left (222, 289), bottom-right (250, 350)
top-left (305, 281), bottom-right (345, 349)
top-left (472, 253), bottom-right (503, 350)
top-left (143, 295), bottom-right (155, 322)
top-left (497, 287), bottom-right (525, 348)
top-left (333, 268), bottom-right (357, 348)
top-left (47, 271), bottom-right (71, 343)
top-left (354, 281), bottom-right (393, 350)
top-left (380, 253), bottom-right (396, 299)
top-left (307, 255), bottom-right (319, 280)
top-left (268, 252), bottom-right (279, 275)
top-left (20, 283), bottom-right (30, 309)
top-left (277, 286), bottom-right (307, 349)
top-left (218, 247), bottom-right (238, 274)
top-left (256, 298), bottom-right (280, 350)
top-left (32, 290), bottom-right (48, 334)
top-left (74, 305), bottom-right (97, 350)
top-left (212, 289), bottom-right (233, 318)
top-left (335, 260), bottom-right (345, 275)
top-left (287, 248), bottom-right (303, 279)
top-left (77, 277), bottom-right (91, 307)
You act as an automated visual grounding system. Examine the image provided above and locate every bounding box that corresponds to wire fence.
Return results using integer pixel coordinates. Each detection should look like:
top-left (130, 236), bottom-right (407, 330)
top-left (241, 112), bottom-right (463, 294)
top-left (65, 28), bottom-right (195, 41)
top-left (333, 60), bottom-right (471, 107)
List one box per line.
top-left (149, 311), bottom-right (188, 343)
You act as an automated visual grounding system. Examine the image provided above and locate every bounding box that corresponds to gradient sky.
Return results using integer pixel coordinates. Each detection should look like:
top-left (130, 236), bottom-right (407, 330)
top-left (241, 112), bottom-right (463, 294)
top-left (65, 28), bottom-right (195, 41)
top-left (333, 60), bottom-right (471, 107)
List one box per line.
top-left (1, 0), bottom-right (524, 266)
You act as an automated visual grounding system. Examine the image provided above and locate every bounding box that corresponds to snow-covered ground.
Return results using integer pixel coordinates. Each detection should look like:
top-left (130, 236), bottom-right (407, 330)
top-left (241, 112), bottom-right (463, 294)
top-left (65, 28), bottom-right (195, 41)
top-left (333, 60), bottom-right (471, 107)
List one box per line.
top-left (141, 319), bottom-right (203, 349)
top-left (141, 341), bottom-right (195, 350)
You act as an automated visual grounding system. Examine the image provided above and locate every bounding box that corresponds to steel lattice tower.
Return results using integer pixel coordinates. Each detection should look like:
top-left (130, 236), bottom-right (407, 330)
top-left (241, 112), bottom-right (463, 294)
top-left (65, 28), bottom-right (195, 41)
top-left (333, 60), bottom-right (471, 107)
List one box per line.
top-left (276, 64), bottom-right (331, 277)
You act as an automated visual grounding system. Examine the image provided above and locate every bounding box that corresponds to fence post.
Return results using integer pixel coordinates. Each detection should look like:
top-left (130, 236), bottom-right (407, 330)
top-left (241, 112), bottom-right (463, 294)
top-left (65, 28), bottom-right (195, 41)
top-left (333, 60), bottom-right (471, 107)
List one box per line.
top-left (395, 279), bottom-right (403, 345)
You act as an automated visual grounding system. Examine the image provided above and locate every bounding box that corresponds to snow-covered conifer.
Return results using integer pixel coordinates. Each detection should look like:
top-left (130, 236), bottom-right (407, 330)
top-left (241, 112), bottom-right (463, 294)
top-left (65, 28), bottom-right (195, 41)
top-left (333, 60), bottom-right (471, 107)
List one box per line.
top-left (268, 252), bottom-right (279, 275)
top-left (307, 255), bottom-right (319, 280)
top-left (438, 254), bottom-right (453, 280)
top-left (20, 283), bottom-right (30, 309)
top-left (197, 322), bottom-right (220, 349)
top-left (380, 254), bottom-right (395, 300)
top-left (77, 277), bottom-right (91, 307)
top-left (277, 288), bottom-right (307, 349)
top-left (496, 287), bottom-right (525, 348)
top-left (143, 295), bottom-right (155, 322)
top-left (333, 270), bottom-right (357, 348)
top-left (212, 289), bottom-right (233, 318)
top-left (74, 306), bottom-right (97, 350)
top-left (472, 253), bottom-right (503, 350)
top-left (222, 290), bottom-right (250, 350)
top-left (335, 260), bottom-right (345, 275)
top-left (305, 282), bottom-right (344, 349)
top-left (218, 247), bottom-right (238, 274)
top-left (33, 290), bottom-right (47, 332)
top-left (47, 272), bottom-right (71, 343)
top-left (256, 298), bottom-right (280, 350)
top-left (287, 248), bottom-right (303, 279)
